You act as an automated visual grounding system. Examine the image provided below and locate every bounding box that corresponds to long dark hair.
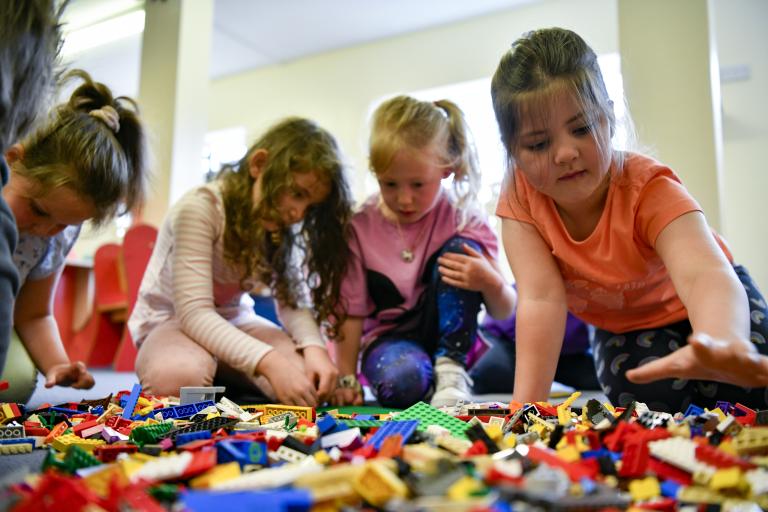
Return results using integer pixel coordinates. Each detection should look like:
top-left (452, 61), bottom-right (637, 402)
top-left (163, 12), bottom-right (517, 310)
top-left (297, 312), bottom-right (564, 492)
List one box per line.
top-left (219, 117), bottom-right (353, 336)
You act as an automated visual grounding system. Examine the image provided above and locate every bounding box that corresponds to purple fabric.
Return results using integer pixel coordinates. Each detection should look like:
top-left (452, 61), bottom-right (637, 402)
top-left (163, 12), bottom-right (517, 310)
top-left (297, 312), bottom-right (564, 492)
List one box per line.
top-left (361, 338), bottom-right (433, 409)
top-left (480, 310), bottom-right (591, 355)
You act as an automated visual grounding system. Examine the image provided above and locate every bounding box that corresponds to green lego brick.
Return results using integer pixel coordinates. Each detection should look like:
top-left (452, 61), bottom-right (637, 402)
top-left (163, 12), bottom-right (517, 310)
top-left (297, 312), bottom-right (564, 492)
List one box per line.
top-left (63, 445), bottom-right (101, 473)
top-left (129, 421), bottom-right (174, 447)
top-left (338, 419), bottom-right (385, 428)
top-left (393, 401), bottom-right (469, 439)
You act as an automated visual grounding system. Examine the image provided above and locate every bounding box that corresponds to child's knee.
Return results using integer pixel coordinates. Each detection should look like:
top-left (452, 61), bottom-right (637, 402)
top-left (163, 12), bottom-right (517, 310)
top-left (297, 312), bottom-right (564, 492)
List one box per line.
top-left (366, 353), bottom-right (432, 408)
top-left (137, 349), bottom-right (215, 397)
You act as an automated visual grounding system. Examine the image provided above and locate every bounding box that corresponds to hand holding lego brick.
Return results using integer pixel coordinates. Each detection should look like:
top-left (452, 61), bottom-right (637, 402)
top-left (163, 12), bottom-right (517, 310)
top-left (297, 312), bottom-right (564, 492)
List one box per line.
top-left (626, 333), bottom-right (768, 388)
top-left (257, 350), bottom-right (318, 407)
top-left (302, 345), bottom-right (338, 403)
top-left (44, 360), bottom-right (95, 389)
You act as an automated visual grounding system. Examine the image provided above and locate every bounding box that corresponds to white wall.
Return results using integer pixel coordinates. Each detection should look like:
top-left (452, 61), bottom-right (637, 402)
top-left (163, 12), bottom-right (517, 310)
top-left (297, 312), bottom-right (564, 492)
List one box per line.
top-left (208, 0), bottom-right (618, 199)
top-left (714, 0), bottom-right (768, 292)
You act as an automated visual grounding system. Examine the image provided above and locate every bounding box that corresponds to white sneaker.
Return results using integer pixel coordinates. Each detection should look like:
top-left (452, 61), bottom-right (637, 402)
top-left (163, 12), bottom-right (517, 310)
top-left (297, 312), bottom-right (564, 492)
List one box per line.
top-left (430, 357), bottom-right (473, 408)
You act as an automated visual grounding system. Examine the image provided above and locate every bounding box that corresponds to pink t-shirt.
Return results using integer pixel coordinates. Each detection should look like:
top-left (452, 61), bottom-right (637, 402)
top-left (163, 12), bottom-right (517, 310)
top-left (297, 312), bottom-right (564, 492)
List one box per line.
top-left (496, 152), bottom-right (732, 333)
top-left (342, 191), bottom-right (499, 349)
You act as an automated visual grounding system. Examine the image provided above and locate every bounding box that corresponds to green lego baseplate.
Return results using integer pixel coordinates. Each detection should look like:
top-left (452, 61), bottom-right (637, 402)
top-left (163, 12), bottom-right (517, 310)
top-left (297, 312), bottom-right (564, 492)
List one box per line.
top-left (393, 401), bottom-right (469, 439)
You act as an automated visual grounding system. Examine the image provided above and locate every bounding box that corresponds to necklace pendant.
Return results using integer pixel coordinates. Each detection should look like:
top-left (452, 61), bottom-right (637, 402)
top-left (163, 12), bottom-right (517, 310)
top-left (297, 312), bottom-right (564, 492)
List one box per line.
top-left (401, 249), bottom-right (414, 263)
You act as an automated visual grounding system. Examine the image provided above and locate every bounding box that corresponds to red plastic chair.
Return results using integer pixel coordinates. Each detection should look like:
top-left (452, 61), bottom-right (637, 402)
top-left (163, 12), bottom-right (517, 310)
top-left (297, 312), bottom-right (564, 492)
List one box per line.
top-left (66, 243), bottom-right (127, 366)
top-left (113, 224), bottom-right (158, 371)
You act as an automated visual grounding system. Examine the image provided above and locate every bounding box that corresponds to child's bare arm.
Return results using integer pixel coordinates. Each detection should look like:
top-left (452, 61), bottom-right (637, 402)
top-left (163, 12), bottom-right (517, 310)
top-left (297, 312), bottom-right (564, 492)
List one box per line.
top-left (331, 316), bottom-right (364, 406)
top-left (13, 269), bottom-right (94, 389)
top-left (627, 211), bottom-right (768, 386)
top-left (502, 219), bottom-right (568, 403)
top-left (437, 243), bottom-right (516, 319)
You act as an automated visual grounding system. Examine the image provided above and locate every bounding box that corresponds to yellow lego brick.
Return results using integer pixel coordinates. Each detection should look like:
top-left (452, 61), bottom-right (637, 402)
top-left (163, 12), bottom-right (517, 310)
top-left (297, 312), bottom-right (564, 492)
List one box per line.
top-left (527, 413), bottom-right (555, 431)
top-left (243, 404), bottom-right (313, 422)
top-left (447, 475), bottom-right (485, 500)
top-left (678, 485), bottom-right (725, 504)
top-left (295, 462), bottom-right (367, 503)
top-left (484, 425), bottom-right (502, 443)
top-left (0, 443), bottom-right (32, 454)
top-left (709, 467), bottom-right (748, 494)
top-left (628, 476), bottom-right (660, 502)
top-left (313, 450), bottom-right (331, 465)
top-left (556, 444), bottom-right (581, 463)
top-left (190, 461), bottom-right (241, 489)
top-left (50, 433), bottom-right (104, 453)
top-left (83, 465), bottom-right (129, 497)
top-left (352, 461), bottom-right (408, 507)
top-left (706, 407), bottom-right (727, 422)
top-left (734, 427), bottom-right (768, 456)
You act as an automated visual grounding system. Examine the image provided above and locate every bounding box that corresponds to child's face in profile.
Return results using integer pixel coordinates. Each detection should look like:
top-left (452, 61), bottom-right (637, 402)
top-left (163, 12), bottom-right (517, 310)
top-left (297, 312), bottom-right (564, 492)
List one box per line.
top-left (512, 89), bottom-right (612, 210)
top-left (376, 146), bottom-right (448, 225)
top-left (252, 168), bottom-right (330, 232)
top-left (3, 171), bottom-right (96, 237)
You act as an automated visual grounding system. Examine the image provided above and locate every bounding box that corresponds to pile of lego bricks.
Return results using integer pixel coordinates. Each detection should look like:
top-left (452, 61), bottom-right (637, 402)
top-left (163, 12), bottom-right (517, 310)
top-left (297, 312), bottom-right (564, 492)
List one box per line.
top-left (1, 384), bottom-right (768, 511)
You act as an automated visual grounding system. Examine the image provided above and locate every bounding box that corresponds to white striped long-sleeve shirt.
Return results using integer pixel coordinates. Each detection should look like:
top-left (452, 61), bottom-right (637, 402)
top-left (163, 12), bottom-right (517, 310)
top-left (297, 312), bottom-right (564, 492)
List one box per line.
top-left (127, 182), bottom-right (325, 377)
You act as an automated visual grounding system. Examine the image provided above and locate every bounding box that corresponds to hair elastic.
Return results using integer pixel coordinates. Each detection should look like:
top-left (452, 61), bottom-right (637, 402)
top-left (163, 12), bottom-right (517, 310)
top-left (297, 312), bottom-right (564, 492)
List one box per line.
top-left (89, 105), bottom-right (120, 133)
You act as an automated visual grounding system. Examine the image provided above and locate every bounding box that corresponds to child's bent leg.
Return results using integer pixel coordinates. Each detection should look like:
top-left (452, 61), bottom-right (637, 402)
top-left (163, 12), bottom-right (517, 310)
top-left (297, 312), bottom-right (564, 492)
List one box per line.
top-left (0, 331), bottom-right (38, 404)
top-left (361, 338), bottom-right (432, 409)
top-left (593, 321), bottom-right (696, 412)
top-left (430, 237), bottom-right (484, 364)
top-left (135, 319), bottom-right (217, 397)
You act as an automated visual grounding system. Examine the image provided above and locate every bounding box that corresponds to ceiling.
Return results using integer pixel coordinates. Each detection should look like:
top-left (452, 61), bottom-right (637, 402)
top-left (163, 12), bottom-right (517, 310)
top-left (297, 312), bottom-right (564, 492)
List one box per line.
top-left (61, 0), bottom-right (535, 96)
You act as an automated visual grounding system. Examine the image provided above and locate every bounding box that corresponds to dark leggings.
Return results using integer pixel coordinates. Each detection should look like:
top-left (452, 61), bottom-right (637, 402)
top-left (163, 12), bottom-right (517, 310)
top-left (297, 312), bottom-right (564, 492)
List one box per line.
top-left (593, 265), bottom-right (768, 413)
top-left (361, 236), bottom-right (483, 408)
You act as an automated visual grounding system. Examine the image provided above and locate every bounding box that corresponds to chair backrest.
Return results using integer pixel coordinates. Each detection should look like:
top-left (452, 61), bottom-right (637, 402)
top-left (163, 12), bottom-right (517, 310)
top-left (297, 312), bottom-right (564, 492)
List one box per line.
top-left (121, 223), bottom-right (158, 314)
top-left (93, 242), bottom-right (127, 313)
top-left (112, 223), bottom-right (158, 372)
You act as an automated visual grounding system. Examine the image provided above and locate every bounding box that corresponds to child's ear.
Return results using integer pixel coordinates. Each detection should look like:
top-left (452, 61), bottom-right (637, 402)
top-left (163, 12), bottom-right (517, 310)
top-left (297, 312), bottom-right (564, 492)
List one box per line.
top-left (248, 149), bottom-right (269, 179)
top-left (4, 144), bottom-right (25, 165)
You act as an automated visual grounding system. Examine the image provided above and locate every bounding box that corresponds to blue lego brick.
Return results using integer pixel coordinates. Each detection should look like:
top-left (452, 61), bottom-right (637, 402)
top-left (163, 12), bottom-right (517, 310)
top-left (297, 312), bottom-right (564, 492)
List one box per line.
top-left (316, 414), bottom-right (337, 435)
top-left (354, 414), bottom-right (374, 420)
top-left (216, 440), bottom-right (268, 467)
top-left (181, 489), bottom-right (311, 512)
top-left (715, 401), bottom-right (733, 414)
top-left (157, 401), bottom-right (216, 420)
top-left (660, 479), bottom-right (681, 498)
top-left (121, 383), bottom-right (142, 419)
top-left (581, 449), bottom-right (622, 462)
top-left (683, 404), bottom-right (704, 417)
top-left (366, 420), bottom-right (419, 450)
top-left (175, 430), bottom-right (212, 446)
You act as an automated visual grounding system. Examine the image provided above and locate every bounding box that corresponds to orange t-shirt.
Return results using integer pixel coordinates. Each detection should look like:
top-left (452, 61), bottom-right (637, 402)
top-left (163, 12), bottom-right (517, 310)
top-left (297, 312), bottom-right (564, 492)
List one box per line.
top-left (496, 152), bottom-right (733, 333)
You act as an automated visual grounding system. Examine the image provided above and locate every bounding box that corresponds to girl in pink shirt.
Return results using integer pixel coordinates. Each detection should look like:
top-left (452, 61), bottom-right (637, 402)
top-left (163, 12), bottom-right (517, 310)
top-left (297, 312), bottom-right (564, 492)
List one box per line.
top-left (491, 27), bottom-right (768, 412)
top-left (331, 96), bottom-right (516, 409)
top-left (131, 118), bottom-right (352, 406)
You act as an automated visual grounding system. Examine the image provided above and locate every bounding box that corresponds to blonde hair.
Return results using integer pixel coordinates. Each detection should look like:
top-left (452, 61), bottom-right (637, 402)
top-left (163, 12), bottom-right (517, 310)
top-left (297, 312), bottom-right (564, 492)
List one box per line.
top-left (15, 69), bottom-right (148, 225)
top-left (369, 95), bottom-right (482, 227)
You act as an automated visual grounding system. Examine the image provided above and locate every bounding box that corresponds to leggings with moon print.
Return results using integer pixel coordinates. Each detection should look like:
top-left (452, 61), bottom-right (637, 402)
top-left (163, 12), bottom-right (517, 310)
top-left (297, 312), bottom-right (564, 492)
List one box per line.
top-left (361, 236), bottom-right (483, 409)
top-left (593, 265), bottom-right (768, 413)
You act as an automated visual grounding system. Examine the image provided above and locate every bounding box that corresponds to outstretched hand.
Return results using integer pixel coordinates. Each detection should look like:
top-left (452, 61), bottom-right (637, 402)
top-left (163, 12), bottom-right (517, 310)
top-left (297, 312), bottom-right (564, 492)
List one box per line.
top-left (438, 243), bottom-right (500, 292)
top-left (45, 361), bottom-right (95, 389)
top-left (626, 332), bottom-right (768, 388)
